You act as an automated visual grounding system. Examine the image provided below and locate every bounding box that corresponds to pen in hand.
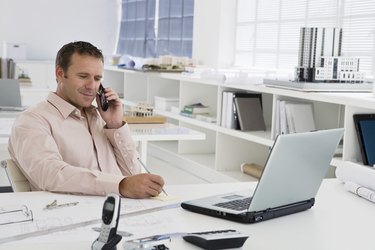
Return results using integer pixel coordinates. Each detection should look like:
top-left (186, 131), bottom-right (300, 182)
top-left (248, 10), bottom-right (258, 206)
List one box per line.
top-left (137, 158), bottom-right (168, 196)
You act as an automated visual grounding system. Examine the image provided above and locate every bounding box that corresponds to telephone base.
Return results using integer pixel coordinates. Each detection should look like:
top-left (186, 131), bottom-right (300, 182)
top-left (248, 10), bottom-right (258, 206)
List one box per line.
top-left (92, 234), bottom-right (122, 250)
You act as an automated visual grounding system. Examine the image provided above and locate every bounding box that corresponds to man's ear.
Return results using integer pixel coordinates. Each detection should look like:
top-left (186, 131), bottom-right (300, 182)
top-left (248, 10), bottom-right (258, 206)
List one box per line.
top-left (55, 66), bottom-right (65, 83)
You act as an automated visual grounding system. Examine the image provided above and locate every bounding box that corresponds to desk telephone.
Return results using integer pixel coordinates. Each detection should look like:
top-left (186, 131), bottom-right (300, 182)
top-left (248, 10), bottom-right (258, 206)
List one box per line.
top-left (92, 193), bottom-right (122, 250)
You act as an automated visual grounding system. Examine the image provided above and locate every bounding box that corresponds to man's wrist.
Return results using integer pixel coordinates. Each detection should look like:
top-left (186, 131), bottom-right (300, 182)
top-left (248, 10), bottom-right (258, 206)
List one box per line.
top-left (106, 121), bottom-right (125, 129)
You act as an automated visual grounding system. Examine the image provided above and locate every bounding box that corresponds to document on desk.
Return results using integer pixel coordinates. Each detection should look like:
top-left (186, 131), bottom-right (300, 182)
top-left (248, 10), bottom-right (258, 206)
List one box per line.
top-left (0, 191), bottom-right (181, 244)
top-left (1, 208), bottom-right (196, 247)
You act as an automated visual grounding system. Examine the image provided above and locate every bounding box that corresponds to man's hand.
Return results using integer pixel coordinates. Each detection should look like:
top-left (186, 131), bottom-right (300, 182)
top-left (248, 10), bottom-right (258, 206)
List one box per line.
top-left (119, 173), bottom-right (165, 198)
top-left (96, 86), bottom-right (124, 129)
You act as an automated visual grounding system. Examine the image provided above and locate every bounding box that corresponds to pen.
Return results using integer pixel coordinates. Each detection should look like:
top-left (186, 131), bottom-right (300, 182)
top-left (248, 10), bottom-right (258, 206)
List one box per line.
top-left (137, 158), bottom-right (168, 196)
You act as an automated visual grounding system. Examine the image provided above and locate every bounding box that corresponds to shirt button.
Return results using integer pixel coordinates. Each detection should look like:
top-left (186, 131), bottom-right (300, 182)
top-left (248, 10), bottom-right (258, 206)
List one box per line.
top-left (115, 133), bottom-right (120, 137)
top-left (124, 154), bottom-right (128, 158)
top-left (119, 141), bottom-right (122, 145)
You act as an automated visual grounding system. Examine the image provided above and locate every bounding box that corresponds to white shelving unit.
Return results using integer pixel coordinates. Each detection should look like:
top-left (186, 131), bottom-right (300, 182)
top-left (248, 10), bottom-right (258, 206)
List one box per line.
top-left (104, 66), bottom-right (375, 183)
top-left (13, 62), bottom-right (374, 183)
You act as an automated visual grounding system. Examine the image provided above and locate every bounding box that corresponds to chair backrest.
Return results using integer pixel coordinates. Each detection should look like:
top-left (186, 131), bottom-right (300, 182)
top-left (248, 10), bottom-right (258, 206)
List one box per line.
top-left (0, 159), bottom-right (31, 192)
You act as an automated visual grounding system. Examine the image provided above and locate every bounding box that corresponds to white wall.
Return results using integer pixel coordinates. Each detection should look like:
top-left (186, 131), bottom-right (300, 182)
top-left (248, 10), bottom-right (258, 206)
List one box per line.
top-left (0, 0), bottom-right (121, 60)
top-left (0, 0), bottom-right (236, 67)
top-left (193, 0), bottom-right (236, 67)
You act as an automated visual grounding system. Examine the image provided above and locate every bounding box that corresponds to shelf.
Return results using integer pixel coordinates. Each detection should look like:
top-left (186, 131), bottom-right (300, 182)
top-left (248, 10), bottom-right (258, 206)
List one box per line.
top-left (155, 109), bottom-right (273, 146)
top-left (150, 141), bottom-right (215, 169)
top-left (217, 126), bottom-right (273, 146)
top-left (103, 66), bottom-right (375, 183)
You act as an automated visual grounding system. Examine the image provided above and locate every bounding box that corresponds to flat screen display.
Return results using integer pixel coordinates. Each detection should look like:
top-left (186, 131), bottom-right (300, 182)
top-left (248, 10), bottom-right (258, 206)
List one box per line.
top-left (353, 114), bottom-right (375, 166)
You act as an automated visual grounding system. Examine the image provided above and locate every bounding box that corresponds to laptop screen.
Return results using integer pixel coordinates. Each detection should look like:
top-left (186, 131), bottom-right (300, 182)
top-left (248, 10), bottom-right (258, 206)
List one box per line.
top-left (248, 128), bottom-right (344, 212)
top-left (0, 79), bottom-right (23, 109)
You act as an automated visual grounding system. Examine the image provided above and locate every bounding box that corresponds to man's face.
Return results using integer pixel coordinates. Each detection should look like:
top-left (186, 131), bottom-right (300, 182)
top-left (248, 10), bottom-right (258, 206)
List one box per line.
top-left (56, 53), bottom-right (103, 110)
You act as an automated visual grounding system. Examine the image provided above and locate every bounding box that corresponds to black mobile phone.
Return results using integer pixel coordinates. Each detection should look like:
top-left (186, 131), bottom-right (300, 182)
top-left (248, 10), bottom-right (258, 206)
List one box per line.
top-left (92, 193), bottom-right (122, 250)
top-left (98, 83), bottom-right (109, 111)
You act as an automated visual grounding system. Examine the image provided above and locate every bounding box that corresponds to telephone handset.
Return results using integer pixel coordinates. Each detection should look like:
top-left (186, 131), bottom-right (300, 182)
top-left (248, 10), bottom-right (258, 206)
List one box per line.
top-left (92, 193), bottom-right (122, 250)
top-left (98, 83), bottom-right (109, 112)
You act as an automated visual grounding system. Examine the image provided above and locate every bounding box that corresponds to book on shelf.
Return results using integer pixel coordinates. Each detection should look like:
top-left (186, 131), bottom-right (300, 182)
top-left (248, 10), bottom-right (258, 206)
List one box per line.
top-left (182, 103), bottom-right (210, 114)
top-left (240, 163), bottom-right (263, 179)
top-left (180, 111), bottom-right (196, 118)
top-left (195, 114), bottom-right (217, 123)
top-left (234, 95), bottom-right (266, 131)
top-left (221, 91), bottom-right (263, 130)
top-left (275, 100), bottom-right (316, 137)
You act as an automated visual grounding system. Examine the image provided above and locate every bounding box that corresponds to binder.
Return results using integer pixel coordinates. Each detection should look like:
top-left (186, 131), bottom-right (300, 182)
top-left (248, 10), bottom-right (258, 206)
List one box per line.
top-left (285, 102), bottom-right (315, 133)
top-left (234, 96), bottom-right (266, 131)
top-left (222, 91), bottom-right (263, 130)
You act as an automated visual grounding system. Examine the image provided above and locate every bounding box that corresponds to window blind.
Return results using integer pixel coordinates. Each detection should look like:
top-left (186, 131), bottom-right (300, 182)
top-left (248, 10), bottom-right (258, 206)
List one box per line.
top-left (117, 0), bottom-right (194, 58)
top-left (235, 0), bottom-right (375, 77)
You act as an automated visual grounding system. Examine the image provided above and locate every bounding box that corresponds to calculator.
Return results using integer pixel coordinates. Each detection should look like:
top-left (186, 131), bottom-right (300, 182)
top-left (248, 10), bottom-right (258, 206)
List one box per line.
top-left (182, 229), bottom-right (249, 250)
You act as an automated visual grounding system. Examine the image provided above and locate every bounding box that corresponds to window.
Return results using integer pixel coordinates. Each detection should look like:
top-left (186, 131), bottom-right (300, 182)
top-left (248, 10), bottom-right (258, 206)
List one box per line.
top-left (117, 0), bottom-right (194, 58)
top-left (235, 0), bottom-right (375, 77)
top-left (117, 0), bottom-right (157, 58)
top-left (157, 0), bottom-right (194, 57)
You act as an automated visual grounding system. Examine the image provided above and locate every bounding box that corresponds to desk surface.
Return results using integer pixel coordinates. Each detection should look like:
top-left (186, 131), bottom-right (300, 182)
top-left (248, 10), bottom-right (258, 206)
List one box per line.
top-left (129, 123), bottom-right (205, 141)
top-left (0, 179), bottom-right (374, 250)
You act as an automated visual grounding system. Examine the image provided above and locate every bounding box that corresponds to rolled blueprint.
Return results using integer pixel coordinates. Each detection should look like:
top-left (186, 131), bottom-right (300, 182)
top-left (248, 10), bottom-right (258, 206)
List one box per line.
top-left (335, 161), bottom-right (375, 191)
top-left (344, 181), bottom-right (375, 204)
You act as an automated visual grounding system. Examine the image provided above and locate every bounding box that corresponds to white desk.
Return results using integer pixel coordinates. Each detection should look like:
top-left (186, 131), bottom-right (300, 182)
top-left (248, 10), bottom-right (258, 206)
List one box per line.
top-left (129, 123), bottom-right (205, 161)
top-left (0, 114), bottom-right (205, 163)
top-left (0, 179), bottom-right (374, 250)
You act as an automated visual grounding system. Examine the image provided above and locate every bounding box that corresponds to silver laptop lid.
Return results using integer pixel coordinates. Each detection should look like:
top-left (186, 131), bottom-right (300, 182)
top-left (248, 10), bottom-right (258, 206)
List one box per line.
top-left (0, 79), bottom-right (23, 109)
top-left (248, 128), bottom-right (344, 212)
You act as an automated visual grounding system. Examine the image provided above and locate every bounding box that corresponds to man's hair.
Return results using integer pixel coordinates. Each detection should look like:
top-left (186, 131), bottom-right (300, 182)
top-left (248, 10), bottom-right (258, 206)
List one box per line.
top-left (55, 41), bottom-right (104, 72)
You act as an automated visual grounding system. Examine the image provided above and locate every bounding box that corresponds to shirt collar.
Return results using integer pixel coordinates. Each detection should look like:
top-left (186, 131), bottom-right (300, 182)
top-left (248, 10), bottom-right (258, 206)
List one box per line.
top-left (46, 92), bottom-right (97, 119)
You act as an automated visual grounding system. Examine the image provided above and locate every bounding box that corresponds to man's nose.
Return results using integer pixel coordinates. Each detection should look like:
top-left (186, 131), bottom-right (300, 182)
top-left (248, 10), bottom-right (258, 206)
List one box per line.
top-left (85, 77), bottom-right (97, 89)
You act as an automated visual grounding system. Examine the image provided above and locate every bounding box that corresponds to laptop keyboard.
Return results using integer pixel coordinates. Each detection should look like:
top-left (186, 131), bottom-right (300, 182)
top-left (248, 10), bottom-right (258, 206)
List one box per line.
top-left (214, 197), bottom-right (252, 211)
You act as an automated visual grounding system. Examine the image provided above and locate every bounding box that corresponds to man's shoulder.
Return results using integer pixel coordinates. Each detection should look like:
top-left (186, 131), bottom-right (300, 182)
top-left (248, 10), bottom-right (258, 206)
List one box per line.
top-left (18, 100), bottom-right (60, 123)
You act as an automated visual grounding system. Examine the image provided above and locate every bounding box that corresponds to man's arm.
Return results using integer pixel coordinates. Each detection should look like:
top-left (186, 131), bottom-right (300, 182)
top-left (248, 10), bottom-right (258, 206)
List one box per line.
top-left (8, 111), bottom-right (123, 196)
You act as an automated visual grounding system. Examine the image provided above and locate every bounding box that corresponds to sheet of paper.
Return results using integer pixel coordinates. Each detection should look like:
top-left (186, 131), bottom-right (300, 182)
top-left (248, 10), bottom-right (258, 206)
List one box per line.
top-left (0, 192), bottom-right (182, 244)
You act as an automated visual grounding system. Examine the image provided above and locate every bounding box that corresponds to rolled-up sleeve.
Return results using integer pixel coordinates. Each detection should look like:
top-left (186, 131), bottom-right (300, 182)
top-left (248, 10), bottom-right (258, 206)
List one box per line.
top-left (104, 122), bottom-right (141, 176)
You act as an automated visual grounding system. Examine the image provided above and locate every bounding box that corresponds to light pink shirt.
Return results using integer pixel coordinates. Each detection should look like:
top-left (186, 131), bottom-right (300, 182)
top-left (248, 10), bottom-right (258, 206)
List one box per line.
top-left (8, 92), bottom-right (141, 196)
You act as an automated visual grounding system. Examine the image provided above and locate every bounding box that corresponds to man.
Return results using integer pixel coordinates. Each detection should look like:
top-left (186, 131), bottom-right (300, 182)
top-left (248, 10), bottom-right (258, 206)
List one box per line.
top-left (8, 41), bottom-right (164, 198)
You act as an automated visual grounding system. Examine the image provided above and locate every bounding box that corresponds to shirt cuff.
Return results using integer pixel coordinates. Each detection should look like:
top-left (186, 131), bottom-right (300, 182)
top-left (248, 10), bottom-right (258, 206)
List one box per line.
top-left (95, 173), bottom-right (124, 196)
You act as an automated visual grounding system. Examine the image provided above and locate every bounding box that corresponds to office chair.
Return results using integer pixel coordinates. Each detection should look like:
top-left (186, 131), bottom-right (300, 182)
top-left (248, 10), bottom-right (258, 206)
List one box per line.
top-left (0, 159), bottom-right (31, 192)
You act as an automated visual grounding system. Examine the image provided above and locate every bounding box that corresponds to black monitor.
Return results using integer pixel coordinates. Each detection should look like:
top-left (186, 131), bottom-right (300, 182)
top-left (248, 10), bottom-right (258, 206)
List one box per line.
top-left (353, 114), bottom-right (375, 166)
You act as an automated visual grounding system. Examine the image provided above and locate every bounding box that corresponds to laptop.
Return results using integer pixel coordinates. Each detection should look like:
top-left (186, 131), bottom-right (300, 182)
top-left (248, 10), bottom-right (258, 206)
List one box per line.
top-left (181, 128), bottom-right (344, 223)
top-left (0, 79), bottom-right (25, 111)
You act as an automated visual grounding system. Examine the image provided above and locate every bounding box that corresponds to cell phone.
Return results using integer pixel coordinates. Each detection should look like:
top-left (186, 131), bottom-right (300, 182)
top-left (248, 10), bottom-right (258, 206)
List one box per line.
top-left (98, 83), bottom-right (109, 112)
top-left (92, 193), bottom-right (122, 250)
